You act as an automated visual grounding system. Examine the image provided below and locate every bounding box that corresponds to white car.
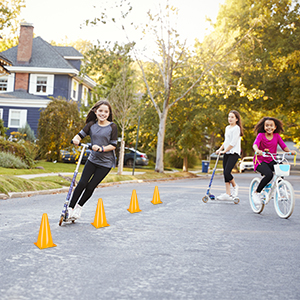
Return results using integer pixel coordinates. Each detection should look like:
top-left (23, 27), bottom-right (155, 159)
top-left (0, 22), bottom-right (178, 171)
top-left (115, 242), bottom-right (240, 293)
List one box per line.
top-left (238, 156), bottom-right (254, 173)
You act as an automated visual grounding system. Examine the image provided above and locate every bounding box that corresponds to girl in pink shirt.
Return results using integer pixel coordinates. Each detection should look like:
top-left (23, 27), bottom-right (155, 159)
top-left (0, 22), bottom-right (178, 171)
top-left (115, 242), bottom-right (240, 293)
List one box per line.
top-left (252, 117), bottom-right (295, 205)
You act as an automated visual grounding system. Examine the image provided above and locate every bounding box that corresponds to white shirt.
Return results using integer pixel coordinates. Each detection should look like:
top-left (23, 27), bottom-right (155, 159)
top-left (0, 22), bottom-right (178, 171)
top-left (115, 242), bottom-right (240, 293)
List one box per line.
top-left (223, 125), bottom-right (241, 155)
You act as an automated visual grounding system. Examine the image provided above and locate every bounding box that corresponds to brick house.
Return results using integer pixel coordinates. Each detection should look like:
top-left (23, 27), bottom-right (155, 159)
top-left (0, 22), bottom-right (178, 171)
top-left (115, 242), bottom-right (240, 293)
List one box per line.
top-left (0, 23), bottom-right (96, 136)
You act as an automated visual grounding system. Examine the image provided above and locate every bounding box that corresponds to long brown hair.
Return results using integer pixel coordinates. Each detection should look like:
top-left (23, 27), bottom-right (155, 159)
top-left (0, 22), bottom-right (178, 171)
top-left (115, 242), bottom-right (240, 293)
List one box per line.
top-left (254, 117), bottom-right (284, 134)
top-left (230, 110), bottom-right (244, 136)
top-left (85, 100), bottom-right (113, 124)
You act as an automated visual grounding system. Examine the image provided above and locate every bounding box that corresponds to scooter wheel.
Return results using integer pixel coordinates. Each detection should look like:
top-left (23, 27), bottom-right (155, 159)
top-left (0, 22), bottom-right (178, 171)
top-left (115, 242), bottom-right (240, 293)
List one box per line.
top-left (202, 196), bottom-right (209, 203)
top-left (59, 216), bottom-right (64, 226)
top-left (233, 197), bottom-right (240, 204)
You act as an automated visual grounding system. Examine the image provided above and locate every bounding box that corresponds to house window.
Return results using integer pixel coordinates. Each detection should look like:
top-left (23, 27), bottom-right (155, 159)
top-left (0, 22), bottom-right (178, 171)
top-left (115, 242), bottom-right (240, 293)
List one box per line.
top-left (82, 86), bottom-right (89, 106)
top-left (0, 76), bottom-right (8, 91)
top-left (71, 79), bottom-right (78, 100)
top-left (29, 74), bottom-right (54, 95)
top-left (36, 76), bottom-right (47, 93)
top-left (8, 109), bottom-right (27, 128)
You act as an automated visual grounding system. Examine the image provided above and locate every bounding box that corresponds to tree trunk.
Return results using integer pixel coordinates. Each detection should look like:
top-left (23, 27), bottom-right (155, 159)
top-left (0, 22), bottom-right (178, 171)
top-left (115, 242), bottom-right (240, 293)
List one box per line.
top-left (117, 130), bottom-right (125, 175)
top-left (182, 156), bottom-right (188, 172)
top-left (155, 110), bottom-right (168, 173)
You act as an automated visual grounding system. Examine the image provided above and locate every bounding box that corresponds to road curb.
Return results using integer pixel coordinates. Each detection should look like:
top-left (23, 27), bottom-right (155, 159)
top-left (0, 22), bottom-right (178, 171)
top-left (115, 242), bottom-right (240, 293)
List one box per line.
top-left (0, 174), bottom-right (209, 200)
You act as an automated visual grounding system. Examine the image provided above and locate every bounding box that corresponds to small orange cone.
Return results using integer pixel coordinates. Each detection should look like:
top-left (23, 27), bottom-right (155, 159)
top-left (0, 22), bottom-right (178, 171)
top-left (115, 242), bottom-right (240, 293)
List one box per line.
top-left (34, 213), bottom-right (56, 249)
top-left (91, 198), bottom-right (110, 229)
top-left (151, 186), bottom-right (163, 205)
top-left (127, 189), bottom-right (142, 213)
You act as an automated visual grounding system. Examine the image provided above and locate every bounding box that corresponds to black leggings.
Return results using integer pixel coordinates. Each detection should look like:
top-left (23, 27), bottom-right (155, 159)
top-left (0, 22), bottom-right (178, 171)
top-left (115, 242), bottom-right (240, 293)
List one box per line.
top-left (223, 153), bottom-right (239, 183)
top-left (69, 160), bottom-right (111, 208)
top-left (255, 160), bottom-right (276, 193)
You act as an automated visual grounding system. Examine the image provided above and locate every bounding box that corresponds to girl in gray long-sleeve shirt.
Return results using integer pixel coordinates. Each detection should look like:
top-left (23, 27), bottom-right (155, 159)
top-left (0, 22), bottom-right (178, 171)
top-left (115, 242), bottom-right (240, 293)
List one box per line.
top-left (68, 100), bottom-right (118, 220)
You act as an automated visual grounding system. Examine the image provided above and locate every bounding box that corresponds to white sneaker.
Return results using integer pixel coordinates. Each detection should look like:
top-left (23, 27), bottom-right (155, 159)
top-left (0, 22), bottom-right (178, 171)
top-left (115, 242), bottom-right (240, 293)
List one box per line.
top-left (67, 207), bottom-right (74, 220)
top-left (231, 185), bottom-right (239, 197)
top-left (217, 193), bottom-right (232, 201)
top-left (72, 204), bottom-right (82, 220)
top-left (252, 192), bottom-right (261, 205)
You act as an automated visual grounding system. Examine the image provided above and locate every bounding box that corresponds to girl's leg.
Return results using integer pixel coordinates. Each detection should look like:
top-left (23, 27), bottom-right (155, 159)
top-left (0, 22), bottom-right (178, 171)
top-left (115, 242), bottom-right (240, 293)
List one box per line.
top-left (78, 166), bottom-right (111, 207)
top-left (255, 161), bottom-right (275, 193)
top-left (218, 154), bottom-right (239, 199)
top-left (69, 161), bottom-right (97, 209)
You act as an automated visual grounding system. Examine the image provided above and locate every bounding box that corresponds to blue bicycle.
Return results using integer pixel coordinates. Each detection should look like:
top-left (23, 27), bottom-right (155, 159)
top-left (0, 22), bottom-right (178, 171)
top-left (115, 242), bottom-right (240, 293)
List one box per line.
top-left (249, 152), bottom-right (295, 219)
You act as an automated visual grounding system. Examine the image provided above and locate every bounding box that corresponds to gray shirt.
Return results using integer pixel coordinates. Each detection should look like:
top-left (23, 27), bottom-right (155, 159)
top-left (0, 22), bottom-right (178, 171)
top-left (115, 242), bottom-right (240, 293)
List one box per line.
top-left (78, 121), bottom-right (118, 168)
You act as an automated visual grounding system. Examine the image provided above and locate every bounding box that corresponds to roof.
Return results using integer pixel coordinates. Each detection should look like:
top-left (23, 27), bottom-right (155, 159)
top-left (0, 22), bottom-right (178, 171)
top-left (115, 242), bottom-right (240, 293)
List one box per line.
top-left (0, 53), bottom-right (12, 74)
top-left (0, 89), bottom-right (46, 100)
top-left (1, 37), bottom-right (78, 69)
top-left (54, 46), bottom-right (84, 58)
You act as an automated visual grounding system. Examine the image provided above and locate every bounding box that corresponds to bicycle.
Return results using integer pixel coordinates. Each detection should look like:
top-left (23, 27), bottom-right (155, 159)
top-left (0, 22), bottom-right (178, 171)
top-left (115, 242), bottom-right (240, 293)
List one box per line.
top-left (249, 152), bottom-right (296, 219)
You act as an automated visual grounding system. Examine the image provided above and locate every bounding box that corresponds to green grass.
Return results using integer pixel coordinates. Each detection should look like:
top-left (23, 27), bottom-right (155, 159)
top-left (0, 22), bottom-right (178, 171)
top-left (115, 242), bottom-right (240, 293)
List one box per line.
top-left (0, 160), bottom-right (202, 195)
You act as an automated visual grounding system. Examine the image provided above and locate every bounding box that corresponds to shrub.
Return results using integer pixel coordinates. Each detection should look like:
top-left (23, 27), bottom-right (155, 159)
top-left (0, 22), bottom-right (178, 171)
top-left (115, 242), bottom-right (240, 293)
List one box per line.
top-left (0, 119), bottom-right (7, 136)
top-left (0, 138), bottom-right (37, 168)
top-left (18, 123), bottom-right (36, 142)
top-left (0, 152), bottom-right (29, 169)
top-left (165, 149), bottom-right (197, 169)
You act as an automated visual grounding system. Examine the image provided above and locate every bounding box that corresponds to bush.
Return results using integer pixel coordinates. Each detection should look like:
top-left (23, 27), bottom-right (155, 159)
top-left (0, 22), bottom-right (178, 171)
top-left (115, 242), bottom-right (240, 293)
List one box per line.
top-left (0, 152), bottom-right (29, 169)
top-left (165, 149), bottom-right (197, 169)
top-left (18, 123), bottom-right (36, 142)
top-left (0, 138), bottom-right (37, 168)
top-left (0, 119), bottom-right (7, 136)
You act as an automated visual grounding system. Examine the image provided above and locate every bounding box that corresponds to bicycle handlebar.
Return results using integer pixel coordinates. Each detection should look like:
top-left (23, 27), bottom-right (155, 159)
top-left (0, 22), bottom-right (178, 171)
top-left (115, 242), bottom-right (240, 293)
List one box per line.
top-left (255, 151), bottom-right (296, 164)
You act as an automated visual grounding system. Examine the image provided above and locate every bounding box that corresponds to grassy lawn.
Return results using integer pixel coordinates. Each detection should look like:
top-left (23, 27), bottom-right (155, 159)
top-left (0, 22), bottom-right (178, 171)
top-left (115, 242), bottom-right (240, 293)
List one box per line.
top-left (0, 160), bottom-right (202, 195)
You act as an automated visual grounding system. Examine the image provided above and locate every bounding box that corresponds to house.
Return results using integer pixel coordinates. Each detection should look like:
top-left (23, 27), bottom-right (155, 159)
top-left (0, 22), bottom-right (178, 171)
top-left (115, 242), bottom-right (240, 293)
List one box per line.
top-left (0, 23), bottom-right (96, 136)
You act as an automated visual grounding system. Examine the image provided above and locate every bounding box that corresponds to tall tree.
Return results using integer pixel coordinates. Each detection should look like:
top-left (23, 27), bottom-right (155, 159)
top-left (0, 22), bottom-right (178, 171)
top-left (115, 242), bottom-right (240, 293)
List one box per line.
top-left (37, 98), bottom-right (84, 161)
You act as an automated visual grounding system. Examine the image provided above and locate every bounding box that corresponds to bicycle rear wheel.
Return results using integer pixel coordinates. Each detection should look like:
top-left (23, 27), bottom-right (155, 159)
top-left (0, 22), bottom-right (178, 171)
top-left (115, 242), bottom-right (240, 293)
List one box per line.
top-left (274, 180), bottom-right (295, 219)
top-left (249, 177), bottom-right (265, 214)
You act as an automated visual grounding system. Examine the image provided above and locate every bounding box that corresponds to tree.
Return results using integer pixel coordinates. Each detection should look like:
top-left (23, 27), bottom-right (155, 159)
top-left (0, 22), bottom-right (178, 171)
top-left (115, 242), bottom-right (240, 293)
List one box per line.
top-left (37, 98), bottom-right (84, 161)
top-left (0, 0), bottom-right (25, 51)
top-left (108, 64), bottom-right (139, 174)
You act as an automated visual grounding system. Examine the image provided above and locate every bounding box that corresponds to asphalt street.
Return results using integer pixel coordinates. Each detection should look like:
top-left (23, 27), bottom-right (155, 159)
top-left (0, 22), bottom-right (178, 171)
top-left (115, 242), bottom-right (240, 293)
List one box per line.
top-left (1, 172), bottom-right (300, 300)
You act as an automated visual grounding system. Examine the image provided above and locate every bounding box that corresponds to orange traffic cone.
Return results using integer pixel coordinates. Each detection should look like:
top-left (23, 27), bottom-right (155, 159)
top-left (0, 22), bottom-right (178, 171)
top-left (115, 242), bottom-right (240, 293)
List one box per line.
top-left (34, 213), bottom-right (56, 249)
top-left (127, 190), bottom-right (142, 213)
top-left (91, 198), bottom-right (110, 229)
top-left (151, 186), bottom-right (163, 205)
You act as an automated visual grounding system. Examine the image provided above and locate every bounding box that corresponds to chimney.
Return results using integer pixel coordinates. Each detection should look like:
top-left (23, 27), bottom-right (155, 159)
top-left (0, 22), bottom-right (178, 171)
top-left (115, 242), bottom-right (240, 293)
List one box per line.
top-left (17, 23), bottom-right (34, 64)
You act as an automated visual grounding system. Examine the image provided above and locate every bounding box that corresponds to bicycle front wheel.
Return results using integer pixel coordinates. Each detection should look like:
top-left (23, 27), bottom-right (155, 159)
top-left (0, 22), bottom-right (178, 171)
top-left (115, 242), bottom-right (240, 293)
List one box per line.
top-left (274, 180), bottom-right (295, 219)
top-left (249, 177), bottom-right (265, 214)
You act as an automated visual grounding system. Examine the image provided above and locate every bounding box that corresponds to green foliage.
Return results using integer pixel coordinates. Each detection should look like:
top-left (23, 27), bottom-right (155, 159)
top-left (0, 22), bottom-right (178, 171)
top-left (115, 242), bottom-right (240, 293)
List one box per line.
top-left (0, 138), bottom-right (37, 167)
top-left (0, 152), bottom-right (28, 169)
top-left (37, 98), bottom-right (85, 161)
top-left (0, 119), bottom-right (8, 136)
top-left (0, 0), bottom-right (25, 31)
top-left (164, 149), bottom-right (197, 169)
top-left (18, 123), bottom-right (36, 142)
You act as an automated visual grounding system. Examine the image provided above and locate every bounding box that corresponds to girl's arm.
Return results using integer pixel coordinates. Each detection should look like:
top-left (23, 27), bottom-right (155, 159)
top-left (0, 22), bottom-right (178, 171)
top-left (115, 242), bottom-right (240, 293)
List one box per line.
top-left (92, 144), bottom-right (116, 153)
top-left (283, 147), bottom-right (296, 155)
top-left (253, 144), bottom-right (263, 156)
top-left (221, 145), bottom-right (233, 154)
top-left (72, 134), bottom-right (81, 146)
top-left (216, 144), bottom-right (224, 154)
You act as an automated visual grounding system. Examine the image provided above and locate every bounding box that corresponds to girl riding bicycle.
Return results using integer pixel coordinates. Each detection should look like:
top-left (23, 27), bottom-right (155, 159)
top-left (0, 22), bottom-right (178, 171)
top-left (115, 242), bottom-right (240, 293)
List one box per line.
top-left (252, 117), bottom-right (296, 205)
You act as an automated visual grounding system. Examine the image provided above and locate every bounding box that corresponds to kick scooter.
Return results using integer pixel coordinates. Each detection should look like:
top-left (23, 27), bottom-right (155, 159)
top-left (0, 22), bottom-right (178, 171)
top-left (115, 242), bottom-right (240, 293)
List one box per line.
top-left (59, 142), bottom-right (91, 226)
top-left (202, 153), bottom-right (239, 204)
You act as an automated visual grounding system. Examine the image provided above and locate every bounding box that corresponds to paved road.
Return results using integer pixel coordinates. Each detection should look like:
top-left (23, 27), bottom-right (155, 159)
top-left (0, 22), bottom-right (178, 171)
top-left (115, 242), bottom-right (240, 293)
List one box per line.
top-left (1, 173), bottom-right (299, 300)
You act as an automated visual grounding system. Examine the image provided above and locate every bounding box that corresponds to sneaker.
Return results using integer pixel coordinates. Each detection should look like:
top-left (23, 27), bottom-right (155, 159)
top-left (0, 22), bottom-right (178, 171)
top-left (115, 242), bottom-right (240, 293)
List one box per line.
top-left (217, 193), bottom-right (232, 201)
top-left (67, 207), bottom-right (74, 220)
top-left (252, 192), bottom-right (261, 205)
top-left (72, 204), bottom-right (82, 220)
top-left (231, 185), bottom-right (239, 198)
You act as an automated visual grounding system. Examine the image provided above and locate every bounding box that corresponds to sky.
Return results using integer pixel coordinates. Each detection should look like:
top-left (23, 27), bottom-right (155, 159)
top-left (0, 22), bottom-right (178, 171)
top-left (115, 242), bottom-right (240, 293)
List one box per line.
top-left (19, 0), bottom-right (225, 53)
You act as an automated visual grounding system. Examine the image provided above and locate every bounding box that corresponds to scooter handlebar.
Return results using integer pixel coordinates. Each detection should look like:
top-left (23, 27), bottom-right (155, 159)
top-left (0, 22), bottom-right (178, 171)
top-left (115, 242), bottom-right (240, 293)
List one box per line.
top-left (71, 140), bottom-right (92, 149)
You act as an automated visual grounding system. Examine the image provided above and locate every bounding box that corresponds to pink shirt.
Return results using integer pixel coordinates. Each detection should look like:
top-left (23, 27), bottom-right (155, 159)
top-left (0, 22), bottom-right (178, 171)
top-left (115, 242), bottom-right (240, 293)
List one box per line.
top-left (253, 133), bottom-right (287, 170)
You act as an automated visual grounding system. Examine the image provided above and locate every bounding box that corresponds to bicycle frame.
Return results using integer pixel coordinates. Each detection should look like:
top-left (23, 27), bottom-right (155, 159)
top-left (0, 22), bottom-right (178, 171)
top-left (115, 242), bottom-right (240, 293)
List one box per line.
top-left (250, 151), bottom-right (296, 219)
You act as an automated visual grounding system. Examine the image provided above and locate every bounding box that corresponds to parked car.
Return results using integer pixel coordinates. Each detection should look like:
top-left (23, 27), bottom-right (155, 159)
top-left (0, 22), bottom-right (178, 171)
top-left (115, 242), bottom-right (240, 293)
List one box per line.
top-left (60, 145), bottom-right (91, 164)
top-left (123, 147), bottom-right (149, 167)
top-left (238, 156), bottom-right (254, 173)
top-left (210, 153), bottom-right (223, 160)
